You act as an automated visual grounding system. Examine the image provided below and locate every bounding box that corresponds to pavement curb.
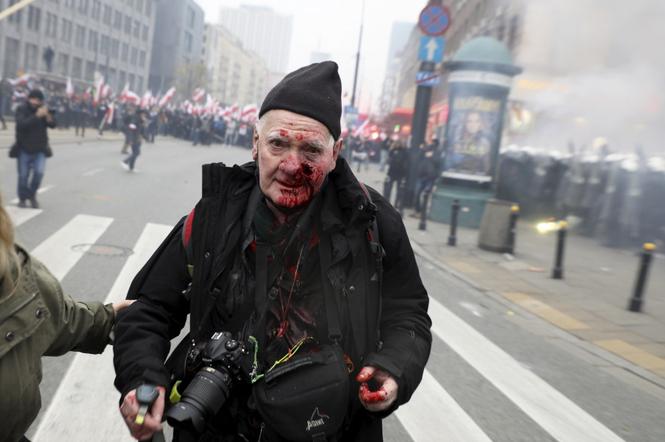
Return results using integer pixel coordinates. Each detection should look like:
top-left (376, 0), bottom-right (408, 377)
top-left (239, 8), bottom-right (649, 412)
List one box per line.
top-left (410, 239), bottom-right (665, 392)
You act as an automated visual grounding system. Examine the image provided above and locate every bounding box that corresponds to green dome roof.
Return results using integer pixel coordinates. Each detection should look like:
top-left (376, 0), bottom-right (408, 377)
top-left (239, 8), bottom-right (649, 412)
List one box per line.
top-left (453, 37), bottom-right (514, 66)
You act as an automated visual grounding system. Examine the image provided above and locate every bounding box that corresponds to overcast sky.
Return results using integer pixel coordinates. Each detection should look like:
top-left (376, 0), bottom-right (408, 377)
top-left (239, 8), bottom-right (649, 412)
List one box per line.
top-left (196, 0), bottom-right (426, 112)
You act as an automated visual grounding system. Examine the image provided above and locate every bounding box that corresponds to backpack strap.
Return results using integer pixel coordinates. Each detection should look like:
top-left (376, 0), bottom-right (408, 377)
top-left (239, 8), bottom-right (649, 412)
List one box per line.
top-left (182, 208), bottom-right (195, 278)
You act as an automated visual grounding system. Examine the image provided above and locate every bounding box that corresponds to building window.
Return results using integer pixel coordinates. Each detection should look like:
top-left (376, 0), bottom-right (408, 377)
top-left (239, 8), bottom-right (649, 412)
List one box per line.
top-left (130, 47), bottom-right (138, 64)
top-left (128, 73), bottom-right (135, 90)
top-left (119, 71), bottom-right (126, 88)
top-left (142, 24), bottom-right (148, 42)
top-left (75, 25), bottom-right (86, 48)
top-left (61, 19), bottom-right (73, 43)
top-left (27, 6), bottom-right (41, 32)
top-left (124, 15), bottom-right (132, 34)
top-left (121, 43), bottom-right (129, 62)
top-left (133, 19), bottom-right (140, 38)
top-left (114, 10), bottom-right (122, 29)
top-left (7, 1), bottom-right (23, 24)
top-left (139, 50), bottom-right (146, 68)
top-left (24, 43), bottom-right (39, 71)
top-left (57, 53), bottom-right (69, 76)
top-left (91, 0), bottom-right (101, 20)
top-left (145, 0), bottom-right (152, 16)
top-left (72, 57), bottom-right (83, 78)
top-left (184, 32), bottom-right (193, 53)
top-left (3, 37), bottom-right (20, 78)
top-left (78, 0), bottom-right (89, 15)
top-left (111, 38), bottom-right (120, 59)
top-left (137, 76), bottom-right (143, 92)
top-left (102, 5), bottom-right (112, 25)
top-left (187, 7), bottom-right (195, 28)
top-left (508, 15), bottom-right (519, 48)
top-left (46, 13), bottom-right (59, 38)
top-left (137, 0), bottom-right (144, 13)
top-left (85, 61), bottom-right (95, 81)
top-left (88, 30), bottom-right (98, 52)
top-left (101, 35), bottom-right (110, 56)
top-left (65, 0), bottom-right (75, 7)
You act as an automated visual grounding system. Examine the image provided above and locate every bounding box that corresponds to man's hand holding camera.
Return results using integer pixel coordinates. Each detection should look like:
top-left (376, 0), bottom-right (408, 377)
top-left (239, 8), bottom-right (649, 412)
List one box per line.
top-left (120, 386), bottom-right (166, 441)
top-left (36, 106), bottom-right (54, 123)
top-left (356, 366), bottom-right (398, 412)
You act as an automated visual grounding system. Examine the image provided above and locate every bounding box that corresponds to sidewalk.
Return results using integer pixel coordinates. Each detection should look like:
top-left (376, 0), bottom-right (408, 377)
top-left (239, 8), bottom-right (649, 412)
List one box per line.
top-left (0, 121), bottom-right (123, 148)
top-left (355, 164), bottom-right (665, 384)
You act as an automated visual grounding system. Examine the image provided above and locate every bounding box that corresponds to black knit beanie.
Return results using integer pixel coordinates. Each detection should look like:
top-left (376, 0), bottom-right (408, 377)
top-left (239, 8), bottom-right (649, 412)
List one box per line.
top-left (259, 61), bottom-right (342, 140)
top-left (28, 89), bottom-right (45, 101)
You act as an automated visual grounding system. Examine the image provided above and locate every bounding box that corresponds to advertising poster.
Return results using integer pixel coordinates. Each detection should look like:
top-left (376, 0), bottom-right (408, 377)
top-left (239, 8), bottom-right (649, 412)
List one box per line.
top-left (444, 94), bottom-right (503, 182)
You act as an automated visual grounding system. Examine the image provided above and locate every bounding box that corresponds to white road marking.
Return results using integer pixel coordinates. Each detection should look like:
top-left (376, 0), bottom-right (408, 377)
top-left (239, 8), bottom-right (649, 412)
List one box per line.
top-left (428, 297), bottom-right (625, 442)
top-left (82, 167), bottom-right (105, 177)
top-left (9, 184), bottom-right (54, 204)
top-left (396, 370), bottom-right (492, 442)
top-left (31, 214), bottom-right (113, 281)
top-left (5, 205), bottom-right (43, 226)
top-left (33, 223), bottom-right (173, 442)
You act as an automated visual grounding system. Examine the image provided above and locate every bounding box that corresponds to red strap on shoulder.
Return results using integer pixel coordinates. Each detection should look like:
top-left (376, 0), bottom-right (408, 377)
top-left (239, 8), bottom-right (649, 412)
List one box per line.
top-left (182, 208), bottom-right (195, 249)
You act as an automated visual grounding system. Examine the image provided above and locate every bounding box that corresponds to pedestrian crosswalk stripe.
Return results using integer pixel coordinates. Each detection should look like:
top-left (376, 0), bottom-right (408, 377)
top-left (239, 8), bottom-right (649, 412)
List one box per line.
top-left (31, 214), bottom-right (114, 281)
top-left (395, 369), bottom-right (492, 442)
top-left (5, 205), bottom-right (43, 227)
top-left (428, 297), bottom-right (625, 442)
top-left (9, 184), bottom-right (54, 205)
top-left (33, 223), bottom-right (173, 442)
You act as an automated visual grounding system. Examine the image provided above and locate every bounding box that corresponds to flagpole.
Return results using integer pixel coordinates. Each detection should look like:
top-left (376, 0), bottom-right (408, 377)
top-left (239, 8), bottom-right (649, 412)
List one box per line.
top-left (350, 0), bottom-right (366, 109)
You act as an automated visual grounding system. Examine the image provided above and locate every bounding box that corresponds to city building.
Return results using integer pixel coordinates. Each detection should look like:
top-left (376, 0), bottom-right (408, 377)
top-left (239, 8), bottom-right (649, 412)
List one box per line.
top-left (0, 0), bottom-right (157, 92)
top-left (378, 21), bottom-right (415, 118)
top-left (218, 5), bottom-right (293, 76)
top-left (148, 0), bottom-right (205, 95)
top-left (203, 23), bottom-right (269, 106)
top-left (388, 0), bottom-right (523, 139)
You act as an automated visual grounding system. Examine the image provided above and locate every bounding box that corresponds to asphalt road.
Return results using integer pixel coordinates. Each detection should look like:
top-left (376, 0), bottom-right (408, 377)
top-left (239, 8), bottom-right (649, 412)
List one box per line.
top-left (3, 137), bottom-right (665, 441)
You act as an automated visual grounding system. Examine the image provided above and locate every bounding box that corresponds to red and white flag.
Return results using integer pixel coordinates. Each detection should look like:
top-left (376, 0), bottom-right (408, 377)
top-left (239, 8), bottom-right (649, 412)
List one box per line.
top-left (140, 90), bottom-right (152, 109)
top-left (192, 88), bottom-right (206, 103)
top-left (93, 73), bottom-right (105, 106)
top-left (241, 104), bottom-right (258, 123)
top-left (353, 118), bottom-right (369, 138)
top-left (8, 73), bottom-right (34, 87)
top-left (158, 87), bottom-right (176, 107)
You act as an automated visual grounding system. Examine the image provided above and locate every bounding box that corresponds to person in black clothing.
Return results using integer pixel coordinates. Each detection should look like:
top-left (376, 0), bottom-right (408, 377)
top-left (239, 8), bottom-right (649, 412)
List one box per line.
top-left (414, 141), bottom-right (443, 213)
top-left (0, 79), bottom-right (8, 130)
top-left (383, 140), bottom-right (410, 206)
top-left (114, 62), bottom-right (431, 442)
top-left (13, 89), bottom-right (56, 208)
top-left (121, 110), bottom-right (146, 172)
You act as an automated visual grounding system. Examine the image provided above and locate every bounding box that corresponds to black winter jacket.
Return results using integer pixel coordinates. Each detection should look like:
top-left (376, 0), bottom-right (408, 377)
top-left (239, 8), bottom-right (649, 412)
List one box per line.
top-left (15, 103), bottom-right (56, 154)
top-left (113, 158), bottom-right (431, 441)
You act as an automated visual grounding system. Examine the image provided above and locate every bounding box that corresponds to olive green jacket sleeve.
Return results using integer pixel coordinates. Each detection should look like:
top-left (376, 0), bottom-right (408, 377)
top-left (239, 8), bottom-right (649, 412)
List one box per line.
top-left (30, 257), bottom-right (116, 356)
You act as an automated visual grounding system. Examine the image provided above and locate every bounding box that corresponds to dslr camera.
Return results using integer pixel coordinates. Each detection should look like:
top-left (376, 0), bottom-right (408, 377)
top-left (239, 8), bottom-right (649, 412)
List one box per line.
top-left (165, 332), bottom-right (253, 434)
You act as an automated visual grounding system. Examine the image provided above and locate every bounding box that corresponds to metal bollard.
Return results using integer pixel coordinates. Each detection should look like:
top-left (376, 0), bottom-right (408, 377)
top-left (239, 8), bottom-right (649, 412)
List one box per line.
top-left (507, 205), bottom-right (520, 254)
top-left (628, 243), bottom-right (656, 313)
top-left (448, 199), bottom-right (460, 246)
top-left (551, 220), bottom-right (568, 279)
top-left (418, 189), bottom-right (431, 231)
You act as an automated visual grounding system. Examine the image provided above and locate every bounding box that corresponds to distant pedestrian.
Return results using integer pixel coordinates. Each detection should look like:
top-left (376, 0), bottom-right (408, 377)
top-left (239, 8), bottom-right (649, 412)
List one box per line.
top-left (384, 140), bottom-right (410, 206)
top-left (414, 142), bottom-right (442, 213)
top-left (0, 79), bottom-right (8, 130)
top-left (13, 89), bottom-right (56, 209)
top-left (121, 110), bottom-right (146, 172)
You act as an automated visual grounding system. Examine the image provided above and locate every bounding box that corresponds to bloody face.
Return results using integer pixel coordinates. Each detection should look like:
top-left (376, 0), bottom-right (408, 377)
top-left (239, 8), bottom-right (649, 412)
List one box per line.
top-left (252, 110), bottom-right (341, 211)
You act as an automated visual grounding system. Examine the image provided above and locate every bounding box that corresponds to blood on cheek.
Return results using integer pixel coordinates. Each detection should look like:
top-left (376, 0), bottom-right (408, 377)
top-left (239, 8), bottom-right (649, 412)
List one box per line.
top-left (274, 159), bottom-right (325, 208)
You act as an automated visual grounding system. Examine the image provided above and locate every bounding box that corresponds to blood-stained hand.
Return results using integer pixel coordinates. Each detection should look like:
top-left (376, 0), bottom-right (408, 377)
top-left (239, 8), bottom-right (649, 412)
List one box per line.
top-left (119, 386), bottom-right (165, 440)
top-left (356, 366), bottom-right (398, 412)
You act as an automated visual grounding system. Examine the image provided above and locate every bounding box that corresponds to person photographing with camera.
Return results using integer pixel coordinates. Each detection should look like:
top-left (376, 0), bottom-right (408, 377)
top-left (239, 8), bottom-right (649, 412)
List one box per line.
top-left (114, 61), bottom-right (432, 441)
top-left (11, 89), bottom-right (56, 209)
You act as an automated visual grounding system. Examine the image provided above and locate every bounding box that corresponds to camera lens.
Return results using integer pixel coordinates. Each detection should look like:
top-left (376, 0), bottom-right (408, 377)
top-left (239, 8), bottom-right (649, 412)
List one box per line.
top-left (166, 367), bottom-right (232, 434)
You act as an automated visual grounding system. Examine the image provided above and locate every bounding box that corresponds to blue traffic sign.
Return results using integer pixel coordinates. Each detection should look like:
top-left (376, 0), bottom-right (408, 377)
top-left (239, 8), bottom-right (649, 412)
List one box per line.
top-left (418, 5), bottom-right (451, 36)
top-left (418, 36), bottom-right (445, 63)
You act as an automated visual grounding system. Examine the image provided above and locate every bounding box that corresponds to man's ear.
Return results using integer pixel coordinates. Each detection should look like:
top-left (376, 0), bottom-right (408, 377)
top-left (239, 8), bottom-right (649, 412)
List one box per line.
top-left (252, 127), bottom-right (259, 161)
top-left (331, 138), bottom-right (343, 170)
